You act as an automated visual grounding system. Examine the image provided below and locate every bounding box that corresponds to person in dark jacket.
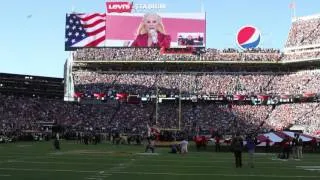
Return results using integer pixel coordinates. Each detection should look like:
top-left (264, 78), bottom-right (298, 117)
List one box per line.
top-left (215, 135), bottom-right (221, 152)
top-left (231, 132), bottom-right (243, 168)
top-left (246, 135), bottom-right (257, 168)
top-left (265, 136), bottom-right (271, 153)
top-left (53, 137), bottom-right (60, 150)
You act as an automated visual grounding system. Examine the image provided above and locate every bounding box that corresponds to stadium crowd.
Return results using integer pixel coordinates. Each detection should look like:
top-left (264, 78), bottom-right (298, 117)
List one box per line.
top-left (268, 103), bottom-right (320, 134)
top-left (73, 47), bottom-right (283, 62)
top-left (283, 50), bottom-right (320, 61)
top-left (73, 70), bottom-right (320, 96)
top-left (1, 93), bottom-right (320, 137)
top-left (285, 16), bottom-right (320, 47)
top-left (73, 47), bottom-right (320, 62)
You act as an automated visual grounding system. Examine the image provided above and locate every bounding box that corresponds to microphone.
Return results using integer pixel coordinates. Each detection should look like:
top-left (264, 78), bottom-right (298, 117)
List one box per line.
top-left (149, 29), bottom-right (158, 44)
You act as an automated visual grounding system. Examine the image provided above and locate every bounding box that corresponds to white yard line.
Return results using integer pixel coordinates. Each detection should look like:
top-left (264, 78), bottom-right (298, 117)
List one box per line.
top-left (0, 167), bottom-right (319, 178)
top-left (84, 157), bottom-right (137, 179)
top-left (108, 171), bottom-right (320, 178)
top-left (30, 156), bottom-right (305, 164)
top-left (296, 166), bottom-right (320, 171)
top-left (3, 160), bottom-right (320, 170)
top-left (92, 175), bottom-right (112, 177)
top-left (297, 166), bottom-right (320, 168)
top-left (304, 169), bottom-right (320, 171)
top-left (0, 167), bottom-right (97, 173)
top-left (4, 154), bottom-right (313, 164)
top-left (0, 174), bottom-right (11, 177)
top-left (0, 160), bottom-right (320, 169)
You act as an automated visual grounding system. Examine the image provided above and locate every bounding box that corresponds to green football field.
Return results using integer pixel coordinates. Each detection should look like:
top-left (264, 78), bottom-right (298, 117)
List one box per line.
top-left (0, 141), bottom-right (320, 180)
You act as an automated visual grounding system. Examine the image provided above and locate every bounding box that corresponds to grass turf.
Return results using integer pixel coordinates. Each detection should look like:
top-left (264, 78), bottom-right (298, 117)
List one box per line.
top-left (0, 141), bottom-right (320, 180)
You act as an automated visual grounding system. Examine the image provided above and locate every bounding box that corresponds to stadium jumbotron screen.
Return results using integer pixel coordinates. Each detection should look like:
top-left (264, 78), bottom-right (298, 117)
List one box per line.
top-left (65, 12), bottom-right (205, 50)
top-left (105, 13), bottom-right (206, 48)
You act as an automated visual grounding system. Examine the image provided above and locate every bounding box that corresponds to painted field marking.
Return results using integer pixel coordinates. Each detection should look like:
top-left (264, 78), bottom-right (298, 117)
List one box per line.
top-left (136, 153), bottom-right (159, 155)
top-left (296, 166), bottom-right (320, 168)
top-left (296, 166), bottom-right (320, 172)
top-left (16, 145), bottom-right (32, 148)
top-left (97, 171), bottom-right (320, 178)
top-left (305, 169), bottom-right (320, 171)
top-left (93, 175), bottom-right (112, 177)
top-left (4, 160), bottom-right (320, 170)
top-left (0, 167), bottom-right (97, 173)
top-left (0, 174), bottom-right (11, 177)
top-left (85, 156), bottom-right (137, 180)
top-left (0, 167), bottom-right (320, 178)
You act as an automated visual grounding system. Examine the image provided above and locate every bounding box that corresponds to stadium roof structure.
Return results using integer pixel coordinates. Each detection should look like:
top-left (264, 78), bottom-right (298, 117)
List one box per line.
top-left (0, 73), bottom-right (64, 98)
top-left (292, 13), bottom-right (320, 22)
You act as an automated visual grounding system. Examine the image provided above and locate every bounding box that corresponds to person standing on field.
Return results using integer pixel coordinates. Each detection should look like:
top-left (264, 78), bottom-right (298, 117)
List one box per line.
top-left (231, 132), bottom-right (243, 168)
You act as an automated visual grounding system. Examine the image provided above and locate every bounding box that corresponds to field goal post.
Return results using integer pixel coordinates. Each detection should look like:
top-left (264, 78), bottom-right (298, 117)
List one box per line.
top-left (155, 80), bottom-right (183, 131)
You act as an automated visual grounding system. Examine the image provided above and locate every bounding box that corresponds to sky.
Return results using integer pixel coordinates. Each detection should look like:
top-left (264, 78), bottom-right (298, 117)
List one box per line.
top-left (0, 0), bottom-right (319, 78)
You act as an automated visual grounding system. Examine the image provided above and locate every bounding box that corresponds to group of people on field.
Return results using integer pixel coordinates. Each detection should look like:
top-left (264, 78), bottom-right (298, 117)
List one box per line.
top-left (229, 132), bottom-right (316, 168)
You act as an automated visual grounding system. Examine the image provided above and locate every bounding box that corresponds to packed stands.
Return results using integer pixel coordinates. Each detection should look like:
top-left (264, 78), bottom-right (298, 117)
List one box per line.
top-left (1, 93), bottom-right (320, 136)
top-left (73, 70), bottom-right (320, 96)
top-left (73, 47), bottom-right (283, 62)
top-left (73, 47), bottom-right (320, 62)
top-left (285, 15), bottom-right (320, 48)
top-left (283, 50), bottom-right (320, 61)
top-left (284, 14), bottom-right (320, 62)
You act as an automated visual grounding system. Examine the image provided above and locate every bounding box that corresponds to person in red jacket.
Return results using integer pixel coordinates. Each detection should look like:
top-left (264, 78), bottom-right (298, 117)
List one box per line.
top-left (131, 13), bottom-right (171, 48)
top-left (194, 135), bottom-right (204, 151)
top-left (281, 137), bottom-right (290, 159)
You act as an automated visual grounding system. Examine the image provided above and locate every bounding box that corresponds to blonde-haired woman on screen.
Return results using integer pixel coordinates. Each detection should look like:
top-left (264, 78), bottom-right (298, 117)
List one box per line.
top-left (129, 13), bottom-right (171, 48)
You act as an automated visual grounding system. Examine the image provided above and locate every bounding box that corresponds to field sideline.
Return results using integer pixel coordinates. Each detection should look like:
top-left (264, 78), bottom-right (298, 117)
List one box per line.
top-left (0, 141), bottom-right (320, 180)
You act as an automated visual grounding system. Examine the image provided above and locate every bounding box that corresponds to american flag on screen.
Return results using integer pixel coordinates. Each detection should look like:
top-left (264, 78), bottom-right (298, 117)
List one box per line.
top-left (65, 13), bottom-right (106, 50)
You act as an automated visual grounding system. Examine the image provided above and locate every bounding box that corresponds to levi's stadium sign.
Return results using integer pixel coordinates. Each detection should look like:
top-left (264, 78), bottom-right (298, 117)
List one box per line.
top-left (106, 1), bottom-right (133, 13)
top-left (106, 1), bottom-right (166, 13)
top-left (134, 3), bottom-right (166, 10)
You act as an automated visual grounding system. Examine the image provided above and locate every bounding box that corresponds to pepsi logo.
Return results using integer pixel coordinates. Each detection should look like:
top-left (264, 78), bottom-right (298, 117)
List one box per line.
top-left (236, 25), bottom-right (261, 50)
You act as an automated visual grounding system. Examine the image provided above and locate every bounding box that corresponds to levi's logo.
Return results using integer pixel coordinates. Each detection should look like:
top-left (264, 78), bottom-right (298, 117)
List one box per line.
top-left (106, 2), bottom-right (133, 13)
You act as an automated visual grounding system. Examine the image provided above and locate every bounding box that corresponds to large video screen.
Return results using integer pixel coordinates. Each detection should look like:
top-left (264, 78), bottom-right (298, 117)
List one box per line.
top-left (105, 13), bottom-right (206, 48)
top-left (65, 12), bottom-right (205, 50)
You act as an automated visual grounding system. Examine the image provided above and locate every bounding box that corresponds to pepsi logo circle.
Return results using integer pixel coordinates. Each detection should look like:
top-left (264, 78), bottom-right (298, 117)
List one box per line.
top-left (236, 26), bottom-right (261, 50)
